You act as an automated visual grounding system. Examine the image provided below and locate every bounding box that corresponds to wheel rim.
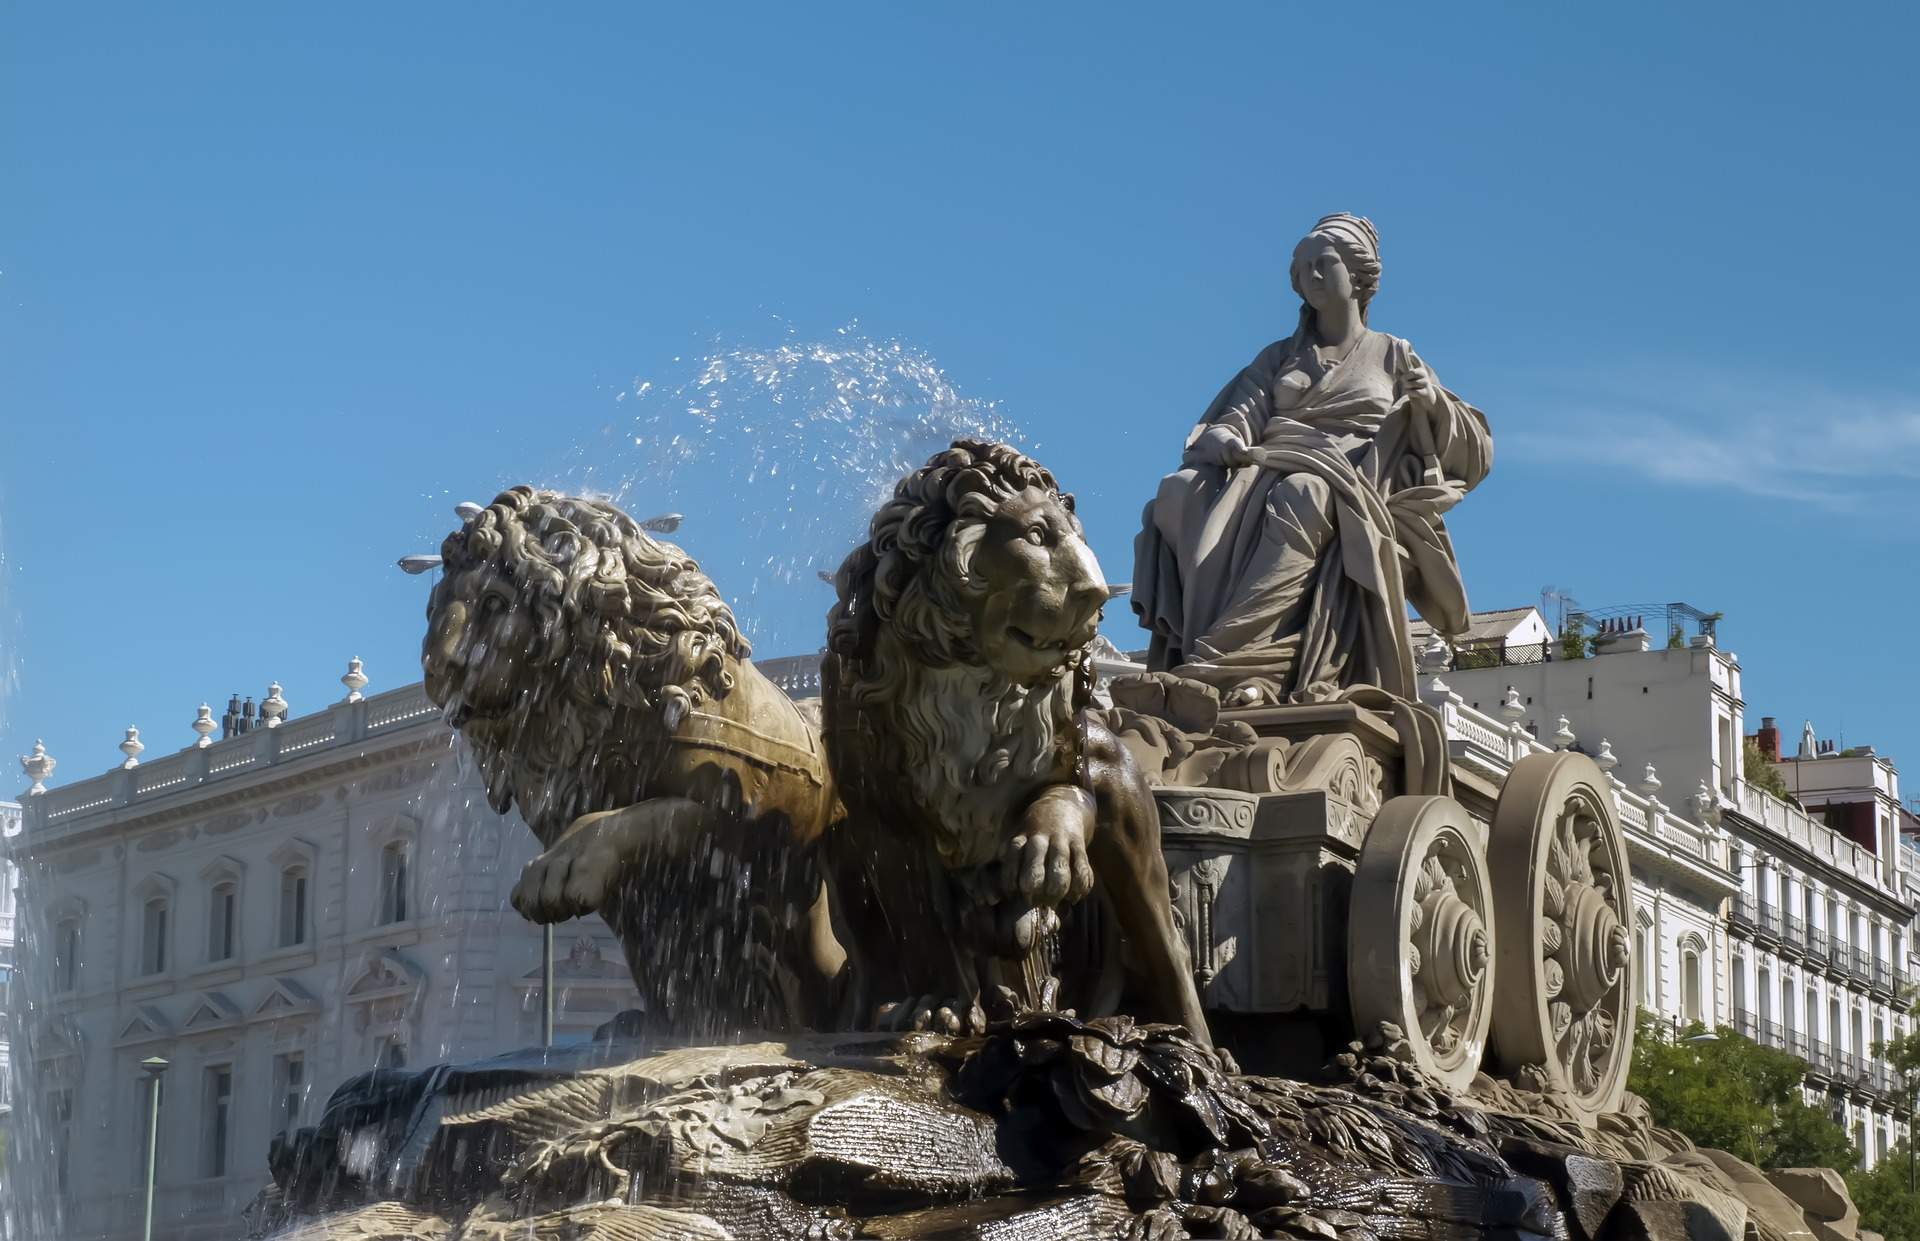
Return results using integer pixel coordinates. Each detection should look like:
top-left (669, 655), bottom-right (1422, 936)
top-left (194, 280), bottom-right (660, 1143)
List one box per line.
top-left (1487, 752), bottom-right (1636, 1118)
top-left (1347, 795), bottom-right (1495, 1090)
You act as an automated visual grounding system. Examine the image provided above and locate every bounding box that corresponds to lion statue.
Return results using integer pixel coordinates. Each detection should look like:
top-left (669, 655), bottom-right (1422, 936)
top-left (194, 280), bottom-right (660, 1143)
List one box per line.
top-left (422, 485), bottom-right (844, 1035)
top-left (821, 440), bottom-right (1210, 1042)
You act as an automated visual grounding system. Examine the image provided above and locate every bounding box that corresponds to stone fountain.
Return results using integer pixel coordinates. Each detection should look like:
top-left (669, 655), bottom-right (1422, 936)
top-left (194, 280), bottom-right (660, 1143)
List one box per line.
top-left (256, 216), bottom-right (1855, 1241)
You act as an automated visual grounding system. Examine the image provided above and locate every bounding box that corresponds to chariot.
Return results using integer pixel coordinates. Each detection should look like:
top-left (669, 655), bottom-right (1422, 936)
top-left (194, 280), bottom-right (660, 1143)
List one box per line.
top-left (1152, 699), bottom-right (1636, 1119)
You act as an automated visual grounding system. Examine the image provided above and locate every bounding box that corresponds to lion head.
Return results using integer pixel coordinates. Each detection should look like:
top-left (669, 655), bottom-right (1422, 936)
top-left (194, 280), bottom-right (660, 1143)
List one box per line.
top-left (824, 440), bottom-right (1112, 868)
top-left (422, 485), bottom-right (750, 843)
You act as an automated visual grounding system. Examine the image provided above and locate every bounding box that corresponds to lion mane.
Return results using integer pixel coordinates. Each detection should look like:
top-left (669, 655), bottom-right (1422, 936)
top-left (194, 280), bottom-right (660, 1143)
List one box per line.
top-left (425, 485), bottom-right (751, 841)
top-left (824, 440), bottom-right (1092, 869)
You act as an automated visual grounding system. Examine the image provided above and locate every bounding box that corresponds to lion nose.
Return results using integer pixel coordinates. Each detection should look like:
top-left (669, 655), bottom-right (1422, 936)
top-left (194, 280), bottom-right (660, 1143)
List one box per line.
top-left (1062, 539), bottom-right (1109, 626)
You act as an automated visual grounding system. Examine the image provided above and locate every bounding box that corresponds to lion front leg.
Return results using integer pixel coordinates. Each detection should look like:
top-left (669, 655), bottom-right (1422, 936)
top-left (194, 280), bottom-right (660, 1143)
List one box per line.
top-left (1080, 718), bottom-right (1214, 1047)
top-left (510, 796), bottom-right (719, 924)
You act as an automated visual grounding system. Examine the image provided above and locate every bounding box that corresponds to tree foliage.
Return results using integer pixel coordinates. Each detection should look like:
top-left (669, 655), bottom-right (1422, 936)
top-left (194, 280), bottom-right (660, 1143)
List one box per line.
top-left (1744, 738), bottom-right (1796, 805)
top-left (1849, 1150), bottom-right (1920, 1241)
top-left (1628, 1013), bottom-right (1855, 1171)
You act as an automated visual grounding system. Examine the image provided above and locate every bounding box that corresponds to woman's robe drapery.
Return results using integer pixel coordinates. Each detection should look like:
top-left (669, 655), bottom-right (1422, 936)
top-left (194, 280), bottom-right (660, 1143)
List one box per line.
top-left (1132, 329), bottom-right (1492, 703)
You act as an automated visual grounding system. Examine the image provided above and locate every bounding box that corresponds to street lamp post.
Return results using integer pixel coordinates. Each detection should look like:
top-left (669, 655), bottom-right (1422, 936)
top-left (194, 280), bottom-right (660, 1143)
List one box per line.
top-left (139, 1055), bottom-right (169, 1241)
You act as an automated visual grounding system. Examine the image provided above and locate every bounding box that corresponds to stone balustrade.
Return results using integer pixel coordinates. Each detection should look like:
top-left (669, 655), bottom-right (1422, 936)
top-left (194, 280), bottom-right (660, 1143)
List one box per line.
top-left (17, 682), bottom-right (441, 841)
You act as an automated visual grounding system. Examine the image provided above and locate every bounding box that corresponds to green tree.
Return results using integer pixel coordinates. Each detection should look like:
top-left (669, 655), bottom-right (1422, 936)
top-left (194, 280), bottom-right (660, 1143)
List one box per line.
top-left (1559, 627), bottom-right (1589, 661)
top-left (1744, 738), bottom-right (1797, 805)
top-left (1628, 1013), bottom-right (1855, 1171)
top-left (1849, 1149), bottom-right (1920, 1241)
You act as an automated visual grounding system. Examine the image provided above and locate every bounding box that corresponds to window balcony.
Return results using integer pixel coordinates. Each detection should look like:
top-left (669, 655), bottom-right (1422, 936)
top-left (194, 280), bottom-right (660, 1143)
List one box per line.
top-left (1734, 1008), bottom-right (1760, 1040)
top-left (1731, 894), bottom-right (1759, 935)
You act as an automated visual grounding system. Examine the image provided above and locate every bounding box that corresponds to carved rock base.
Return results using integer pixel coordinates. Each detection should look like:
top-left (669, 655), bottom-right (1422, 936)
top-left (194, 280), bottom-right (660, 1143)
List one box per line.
top-left (252, 1014), bottom-right (1848, 1241)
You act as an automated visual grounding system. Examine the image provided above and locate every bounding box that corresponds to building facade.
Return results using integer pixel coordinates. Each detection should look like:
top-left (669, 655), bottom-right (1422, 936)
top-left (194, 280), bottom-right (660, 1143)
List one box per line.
top-left (1, 799), bottom-right (18, 1144)
top-left (1424, 609), bottom-right (1914, 1167)
top-left (5, 677), bottom-right (638, 1241)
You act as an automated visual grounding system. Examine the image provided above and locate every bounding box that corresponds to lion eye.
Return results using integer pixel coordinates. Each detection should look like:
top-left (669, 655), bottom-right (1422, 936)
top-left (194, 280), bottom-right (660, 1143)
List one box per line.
top-left (1024, 526), bottom-right (1047, 547)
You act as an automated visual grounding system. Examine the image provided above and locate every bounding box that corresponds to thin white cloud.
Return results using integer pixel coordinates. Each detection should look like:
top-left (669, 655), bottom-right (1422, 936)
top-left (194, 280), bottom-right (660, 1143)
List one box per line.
top-left (1500, 373), bottom-right (1920, 512)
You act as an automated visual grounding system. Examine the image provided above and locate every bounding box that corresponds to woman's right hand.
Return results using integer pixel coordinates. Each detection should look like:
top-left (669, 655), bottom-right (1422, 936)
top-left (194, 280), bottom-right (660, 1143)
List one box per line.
top-left (1188, 425), bottom-right (1255, 468)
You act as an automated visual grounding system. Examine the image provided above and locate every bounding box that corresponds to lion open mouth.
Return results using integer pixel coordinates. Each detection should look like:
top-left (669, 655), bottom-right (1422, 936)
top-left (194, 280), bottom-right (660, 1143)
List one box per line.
top-left (1008, 626), bottom-right (1074, 655)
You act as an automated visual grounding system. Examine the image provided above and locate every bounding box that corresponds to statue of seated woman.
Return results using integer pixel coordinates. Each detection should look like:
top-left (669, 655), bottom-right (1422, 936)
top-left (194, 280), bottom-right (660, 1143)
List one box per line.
top-left (1132, 213), bottom-right (1492, 707)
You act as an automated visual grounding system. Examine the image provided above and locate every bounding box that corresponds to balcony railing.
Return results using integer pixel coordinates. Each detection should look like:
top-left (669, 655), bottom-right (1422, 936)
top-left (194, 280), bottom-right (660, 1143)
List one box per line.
top-left (1783, 913), bottom-right (1809, 956)
top-left (1731, 894), bottom-right (1759, 934)
top-left (1734, 1008), bottom-right (1760, 1040)
top-left (1446, 639), bottom-right (1555, 671)
top-left (1758, 903), bottom-right (1785, 940)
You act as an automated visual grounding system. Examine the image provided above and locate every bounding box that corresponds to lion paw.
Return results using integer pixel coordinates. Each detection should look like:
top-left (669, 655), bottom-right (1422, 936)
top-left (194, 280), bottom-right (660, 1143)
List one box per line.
top-left (1006, 785), bottom-right (1096, 907)
top-left (510, 810), bottom-right (629, 923)
top-left (873, 995), bottom-right (986, 1036)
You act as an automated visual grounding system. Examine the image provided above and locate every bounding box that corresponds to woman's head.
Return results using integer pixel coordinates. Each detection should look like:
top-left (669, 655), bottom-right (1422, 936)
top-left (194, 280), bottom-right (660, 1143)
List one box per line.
top-left (1290, 212), bottom-right (1381, 323)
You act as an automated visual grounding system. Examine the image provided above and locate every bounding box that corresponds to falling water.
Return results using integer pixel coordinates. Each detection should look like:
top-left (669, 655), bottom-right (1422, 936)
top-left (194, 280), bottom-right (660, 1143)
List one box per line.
top-left (0, 328), bottom-right (1025, 1231)
top-left (1, 507), bottom-right (64, 1241)
top-left (557, 324), bottom-right (1027, 653)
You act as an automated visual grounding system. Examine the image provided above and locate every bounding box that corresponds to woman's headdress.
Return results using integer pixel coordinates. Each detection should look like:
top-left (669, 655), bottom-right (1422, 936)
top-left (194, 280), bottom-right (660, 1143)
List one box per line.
top-left (1304, 212), bottom-right (1383, 321)
top-left (1310, 213), bottom-right (1380, 267)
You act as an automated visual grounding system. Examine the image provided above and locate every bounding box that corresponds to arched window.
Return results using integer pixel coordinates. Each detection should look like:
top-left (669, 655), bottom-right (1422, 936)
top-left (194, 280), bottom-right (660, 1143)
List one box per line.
top-left (1682, 941), bottom-right (1704, 1024)
top-left (141, 896), bottom-right (169, 975)
top-left (1636, 922), bottom-right (1654, 1006)
top-left (378, 841), bottom-right (410, 925)
top-left (54, 915), bottom-right (82, 993)
top-left (278, 865), bottom-right (309, 947)
top-left (208, 880), bottom-right (237, 963)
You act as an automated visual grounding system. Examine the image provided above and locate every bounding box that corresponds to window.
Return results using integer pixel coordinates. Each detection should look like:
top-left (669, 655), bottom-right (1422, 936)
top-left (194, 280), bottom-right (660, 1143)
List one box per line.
top-left (50, 1087), bottom-right (72, 1196)
top-left (1637, 925), bottom-right (1653, 1006)
top-left (278, 866), bottom-right (308, 947)
top-left (1781, 977), bottom-right (1794, 1035)
top-left (1682, 946), bottom-right (1703, 1024)
top-left (141, 897), bottom-right (169, 975)
top-left (1807, 988), bottom-right (1820, 1040)
top-left (1732, 959), bottom-right (1747, 1015)
top-left (1830, 997), bottom-right (1843, 1050)
top-left (209, 881), bottom-right (237, 962)
top-left (1759, 967), bottom-right (1774, 1022)
top-left (54, 917), bottom-right (81, 992)
top-left (275, 1053), bottom-right (305, 1138)
top-left (378, 842), bottom-right (409, 925)
top-left (203, 1066), bottom-right (232, 1178)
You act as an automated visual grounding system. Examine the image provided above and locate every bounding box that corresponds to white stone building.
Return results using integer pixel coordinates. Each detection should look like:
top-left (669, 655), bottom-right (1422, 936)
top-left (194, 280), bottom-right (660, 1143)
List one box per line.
top-left (1421, 608), bottom-right (1915, 1167)
top-left (4, 674), bottom-right (639, 1241)
top-left (2, 798), bottom-right (19, 1143)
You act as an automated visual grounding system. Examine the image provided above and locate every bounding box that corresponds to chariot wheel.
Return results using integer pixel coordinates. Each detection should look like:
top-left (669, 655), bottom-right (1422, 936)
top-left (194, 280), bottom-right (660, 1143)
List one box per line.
top-left (1347, 795), bottom-right (1495, 1091)
top-left (1486, 751), bottom-right (1636, 1119)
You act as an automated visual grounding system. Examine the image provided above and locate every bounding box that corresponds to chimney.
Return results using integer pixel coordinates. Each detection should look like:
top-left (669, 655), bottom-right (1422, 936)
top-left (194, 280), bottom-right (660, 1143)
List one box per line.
top-left (221, 694), bottom-right (240, 740)
top-left (1593, 616), bottom-right (1651, 655)
top-left (240, 696), bottom-right (256, 734)
top-left (1755, 717), bottom-right (1780, 761)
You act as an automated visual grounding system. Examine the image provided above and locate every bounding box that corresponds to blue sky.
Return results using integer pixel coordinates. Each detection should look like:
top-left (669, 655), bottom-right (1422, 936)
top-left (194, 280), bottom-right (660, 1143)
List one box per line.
top-left (3, 4), bottom-right (1917, 791)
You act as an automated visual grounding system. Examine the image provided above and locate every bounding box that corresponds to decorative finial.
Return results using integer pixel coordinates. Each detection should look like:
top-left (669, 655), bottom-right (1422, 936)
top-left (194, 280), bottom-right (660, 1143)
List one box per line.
top-left (1496, 685), bottom-right (1527, 725)
top-left (341, 657), bottom-right (368, 703)
top-left (119, 725), bottom-right (145, 769)
top-left (1638, 763), bottom-right (1662, 799)
top-left (1594, 739), bottom-right (1618, 773)
top-left (1417, 633), bottom-right (1452, 674)
top-left (1551, 716), bottom-right (1576, 751)
top-left (191, 704), bottom-right (216, 748)
top-left (262, 682), bottom-right (288, 728)
top-left (19, 739), bottom-right (55, 795)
